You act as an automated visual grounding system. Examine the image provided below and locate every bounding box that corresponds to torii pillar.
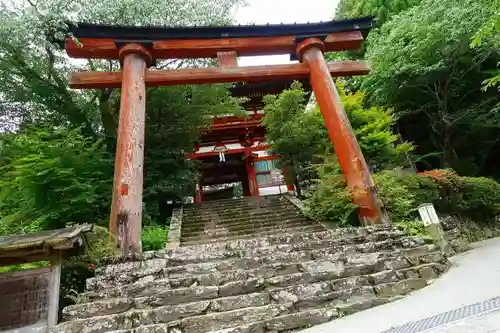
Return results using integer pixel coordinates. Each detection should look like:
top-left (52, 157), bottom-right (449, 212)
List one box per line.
top-left (109, 43), bottom-right (153, 256)
top-left (296, 38), bottom-right (389, 225)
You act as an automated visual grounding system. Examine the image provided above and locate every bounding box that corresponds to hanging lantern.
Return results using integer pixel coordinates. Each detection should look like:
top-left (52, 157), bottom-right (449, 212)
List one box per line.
top-left (214, 144), bottom-right (228, 162)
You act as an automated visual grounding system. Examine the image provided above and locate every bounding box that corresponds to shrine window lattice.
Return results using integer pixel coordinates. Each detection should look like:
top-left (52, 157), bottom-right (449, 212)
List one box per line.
top-left (0, 268), bottom-right (52, 330)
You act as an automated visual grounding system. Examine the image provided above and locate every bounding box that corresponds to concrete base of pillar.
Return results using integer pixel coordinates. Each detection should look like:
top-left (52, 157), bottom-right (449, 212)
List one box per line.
top-left (426, 223), bottom-right (454, 256)
top-left (166, 207), bottom-right (183, 249)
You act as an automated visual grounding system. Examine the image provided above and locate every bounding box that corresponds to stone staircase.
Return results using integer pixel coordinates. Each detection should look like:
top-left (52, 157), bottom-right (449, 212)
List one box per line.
top-left (180, 196), bottom-right (325, 246)
top-left (52, 225), bottom-right (450, 333)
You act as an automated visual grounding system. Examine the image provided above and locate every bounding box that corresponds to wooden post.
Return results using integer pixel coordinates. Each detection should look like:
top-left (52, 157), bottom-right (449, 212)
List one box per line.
top-left (195, 182), bottom-right (203, 203)
top-left (109, 43), bottom-right (152, 256)
top-left (296, 38), bottom-right (389, 225)
top-left (217, 51), bottom-right (238, 68)
top-left (48, 253), bottom-right (62, 328)
top-left (283, 166), bottom-right (295, 192)
top-left (245, 157), bottom-right (259, 197)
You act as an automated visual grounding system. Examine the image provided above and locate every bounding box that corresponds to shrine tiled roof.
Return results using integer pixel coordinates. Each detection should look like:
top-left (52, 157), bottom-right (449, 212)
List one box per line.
top-left (66, 16), bottom-right (374, 40)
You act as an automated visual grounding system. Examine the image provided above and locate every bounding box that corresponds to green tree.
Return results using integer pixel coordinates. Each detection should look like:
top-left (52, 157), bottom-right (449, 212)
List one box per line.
top-left (364, 0), bottom-right (500, 176)
top-left (336, 0), bottom-right (421, 25)
top-left (471, 0), bottom-right (500, 89)
top-left (333, 0), bottom-right (422, 61)
top-left (0, 0), bottom-right (246, 228)
top-left (0, 0), bottom-right (245, 136)
top-left (262, 82), bottom-right (329, 195)
top-left (0, 127), bottom-right (112, 235)
top-left (143, 84), bottom-right (246, 221)
top-left (262, 81), bottom-right (412, 196)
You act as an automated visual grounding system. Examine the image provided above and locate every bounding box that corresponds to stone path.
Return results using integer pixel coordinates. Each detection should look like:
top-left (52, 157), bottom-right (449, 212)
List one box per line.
top-left (302, 237), bottom-right (500, 333)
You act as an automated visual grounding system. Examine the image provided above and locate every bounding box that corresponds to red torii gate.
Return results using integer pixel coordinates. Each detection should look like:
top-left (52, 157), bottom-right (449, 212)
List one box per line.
top-left (63, 17), bottom-right (389, 255)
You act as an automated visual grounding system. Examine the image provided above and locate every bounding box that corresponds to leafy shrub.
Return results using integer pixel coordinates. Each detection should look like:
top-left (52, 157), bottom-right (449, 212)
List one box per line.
top-left (401, 170), bottom-right (500, 221)
top-left (400, 173), bottom-right (441, 205)
top-left (306, 162), bottom-right (418, 225)
top-left (303, 156), bottom-right (356, 225)
top-left (142, 225), bottom-right (168, 251)
top-left (396, 219), bottom-right (431, 240)
top-left (303, 161), bottom-right (500, 228)
top-left (305, 172), bottom-right (357, 226)
top-left (373, 171), bottom-right (416, 221)
top-left (458, 177), bottom-right (500, 219)
top-left (0, 127), bottom-right (113, 234)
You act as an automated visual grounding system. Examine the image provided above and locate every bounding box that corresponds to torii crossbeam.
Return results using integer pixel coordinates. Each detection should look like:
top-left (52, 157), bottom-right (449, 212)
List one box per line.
top-left (63, 17), bottom-right (389, 256)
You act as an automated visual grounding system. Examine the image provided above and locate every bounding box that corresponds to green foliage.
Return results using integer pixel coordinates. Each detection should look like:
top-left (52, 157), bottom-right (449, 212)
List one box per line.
top-left (0, 0), bottom-right (246, 211)
top-left (333, 0), bottom-right (422, 60)
top-left (262, 81), bottom-right (328, 165)
top-left (471, 0), bottom-right (500, 90)
top-left (305, 157), bottom-right (357, 226)
top-left (364, 0), bottom-right (500, 176)
top-left (373, 170), bottom-right (416, 221)
top-left (263, 82), bottom-right (413, 223)
top-left (262, 82), bottom-right (412, 196)
top-left (458, 177), bottom-right (500, 219)
top-left (339, 85), bottom-right (413, 170)
top-left (396, 219), bottom-right (430, 239)
top-left (0, 261), bottom-right (50, 273)
top-left (262, 81), bottom-right (329, 194)
top-left (399, 173), bottom-right (440, 205)
top-left (306, 166), bottom-right (419, 224)
top-left (0, 127), bottom-right (112, 233)
top-left (401, 170), bottom-right (500, 221)
top-left (141, 225), bottom-right (168, 251)
top-left (336, 0), bottom-right (422, 25)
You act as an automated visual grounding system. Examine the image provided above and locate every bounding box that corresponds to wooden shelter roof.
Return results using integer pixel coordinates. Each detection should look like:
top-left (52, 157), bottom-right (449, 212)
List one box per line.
top-left (0, 224), bottom-right (93, 265)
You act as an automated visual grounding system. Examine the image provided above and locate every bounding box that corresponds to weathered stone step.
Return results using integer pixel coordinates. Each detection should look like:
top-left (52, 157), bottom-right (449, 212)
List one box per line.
top-left (181, 211), bottom-right (305, 228)
top-left (180, 221), bottom-right (321, 240)
top-left (181, 214), bottom-right (308, 232)
top-left (181, 223), bottom-right (324, 241)
top-left (84, 249), bottom-right (384, 300)
top-left (181, 225), bottom-right (331, 245)
top-left (182, 227), bottom-right (411, 255)
top-left (181, 216), bottom-right (315, 234)
top-left (183, 205), bottom-right (300, 220)
top-left (63, 291), bottom-right (271, 321)
top-left (94, 228), bottom-right (416, 277)
top-left (86, 246), bottom-right (362, 293)
top-left (53, 303), bottom-right (291, 333)
top-left (186, 197), bottom-right (284, 212)
top-left (205, 308), bottom-right (336, 333)
top-left (57, 270), bottom-right (440, 333)
top-left (86, 244), bottom-right (443, 302)
top-left (184, 199), bottom-right (288, 212)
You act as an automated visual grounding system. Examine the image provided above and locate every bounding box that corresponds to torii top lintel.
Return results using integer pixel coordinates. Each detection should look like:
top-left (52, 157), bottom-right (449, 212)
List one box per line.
top-left (64, 17), bottom-right (374, 60)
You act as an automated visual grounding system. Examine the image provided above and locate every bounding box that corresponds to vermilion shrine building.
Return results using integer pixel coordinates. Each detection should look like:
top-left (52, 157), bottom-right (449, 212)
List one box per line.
top-left (64, 16), bottom-right (389, 255)
top-left (187, 80), bottom-right (312, 202)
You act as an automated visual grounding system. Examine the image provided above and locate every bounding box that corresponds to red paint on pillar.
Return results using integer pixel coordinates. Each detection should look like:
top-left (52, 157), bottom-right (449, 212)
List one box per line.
top-left (109, 43), bottom-right (152, 256)
top-left (283, 166), bottom-right (295, 191)
top-left (217, 51), bottom-right (238, 68)
top-left (194, 182), bottom-right (203, 203)
top-left (297, 38), bottom-right (389, 225)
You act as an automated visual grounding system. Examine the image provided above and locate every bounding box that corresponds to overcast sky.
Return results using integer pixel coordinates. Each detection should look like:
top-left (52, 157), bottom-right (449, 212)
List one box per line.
top-left (233, 0), bottom-right (340, 66)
